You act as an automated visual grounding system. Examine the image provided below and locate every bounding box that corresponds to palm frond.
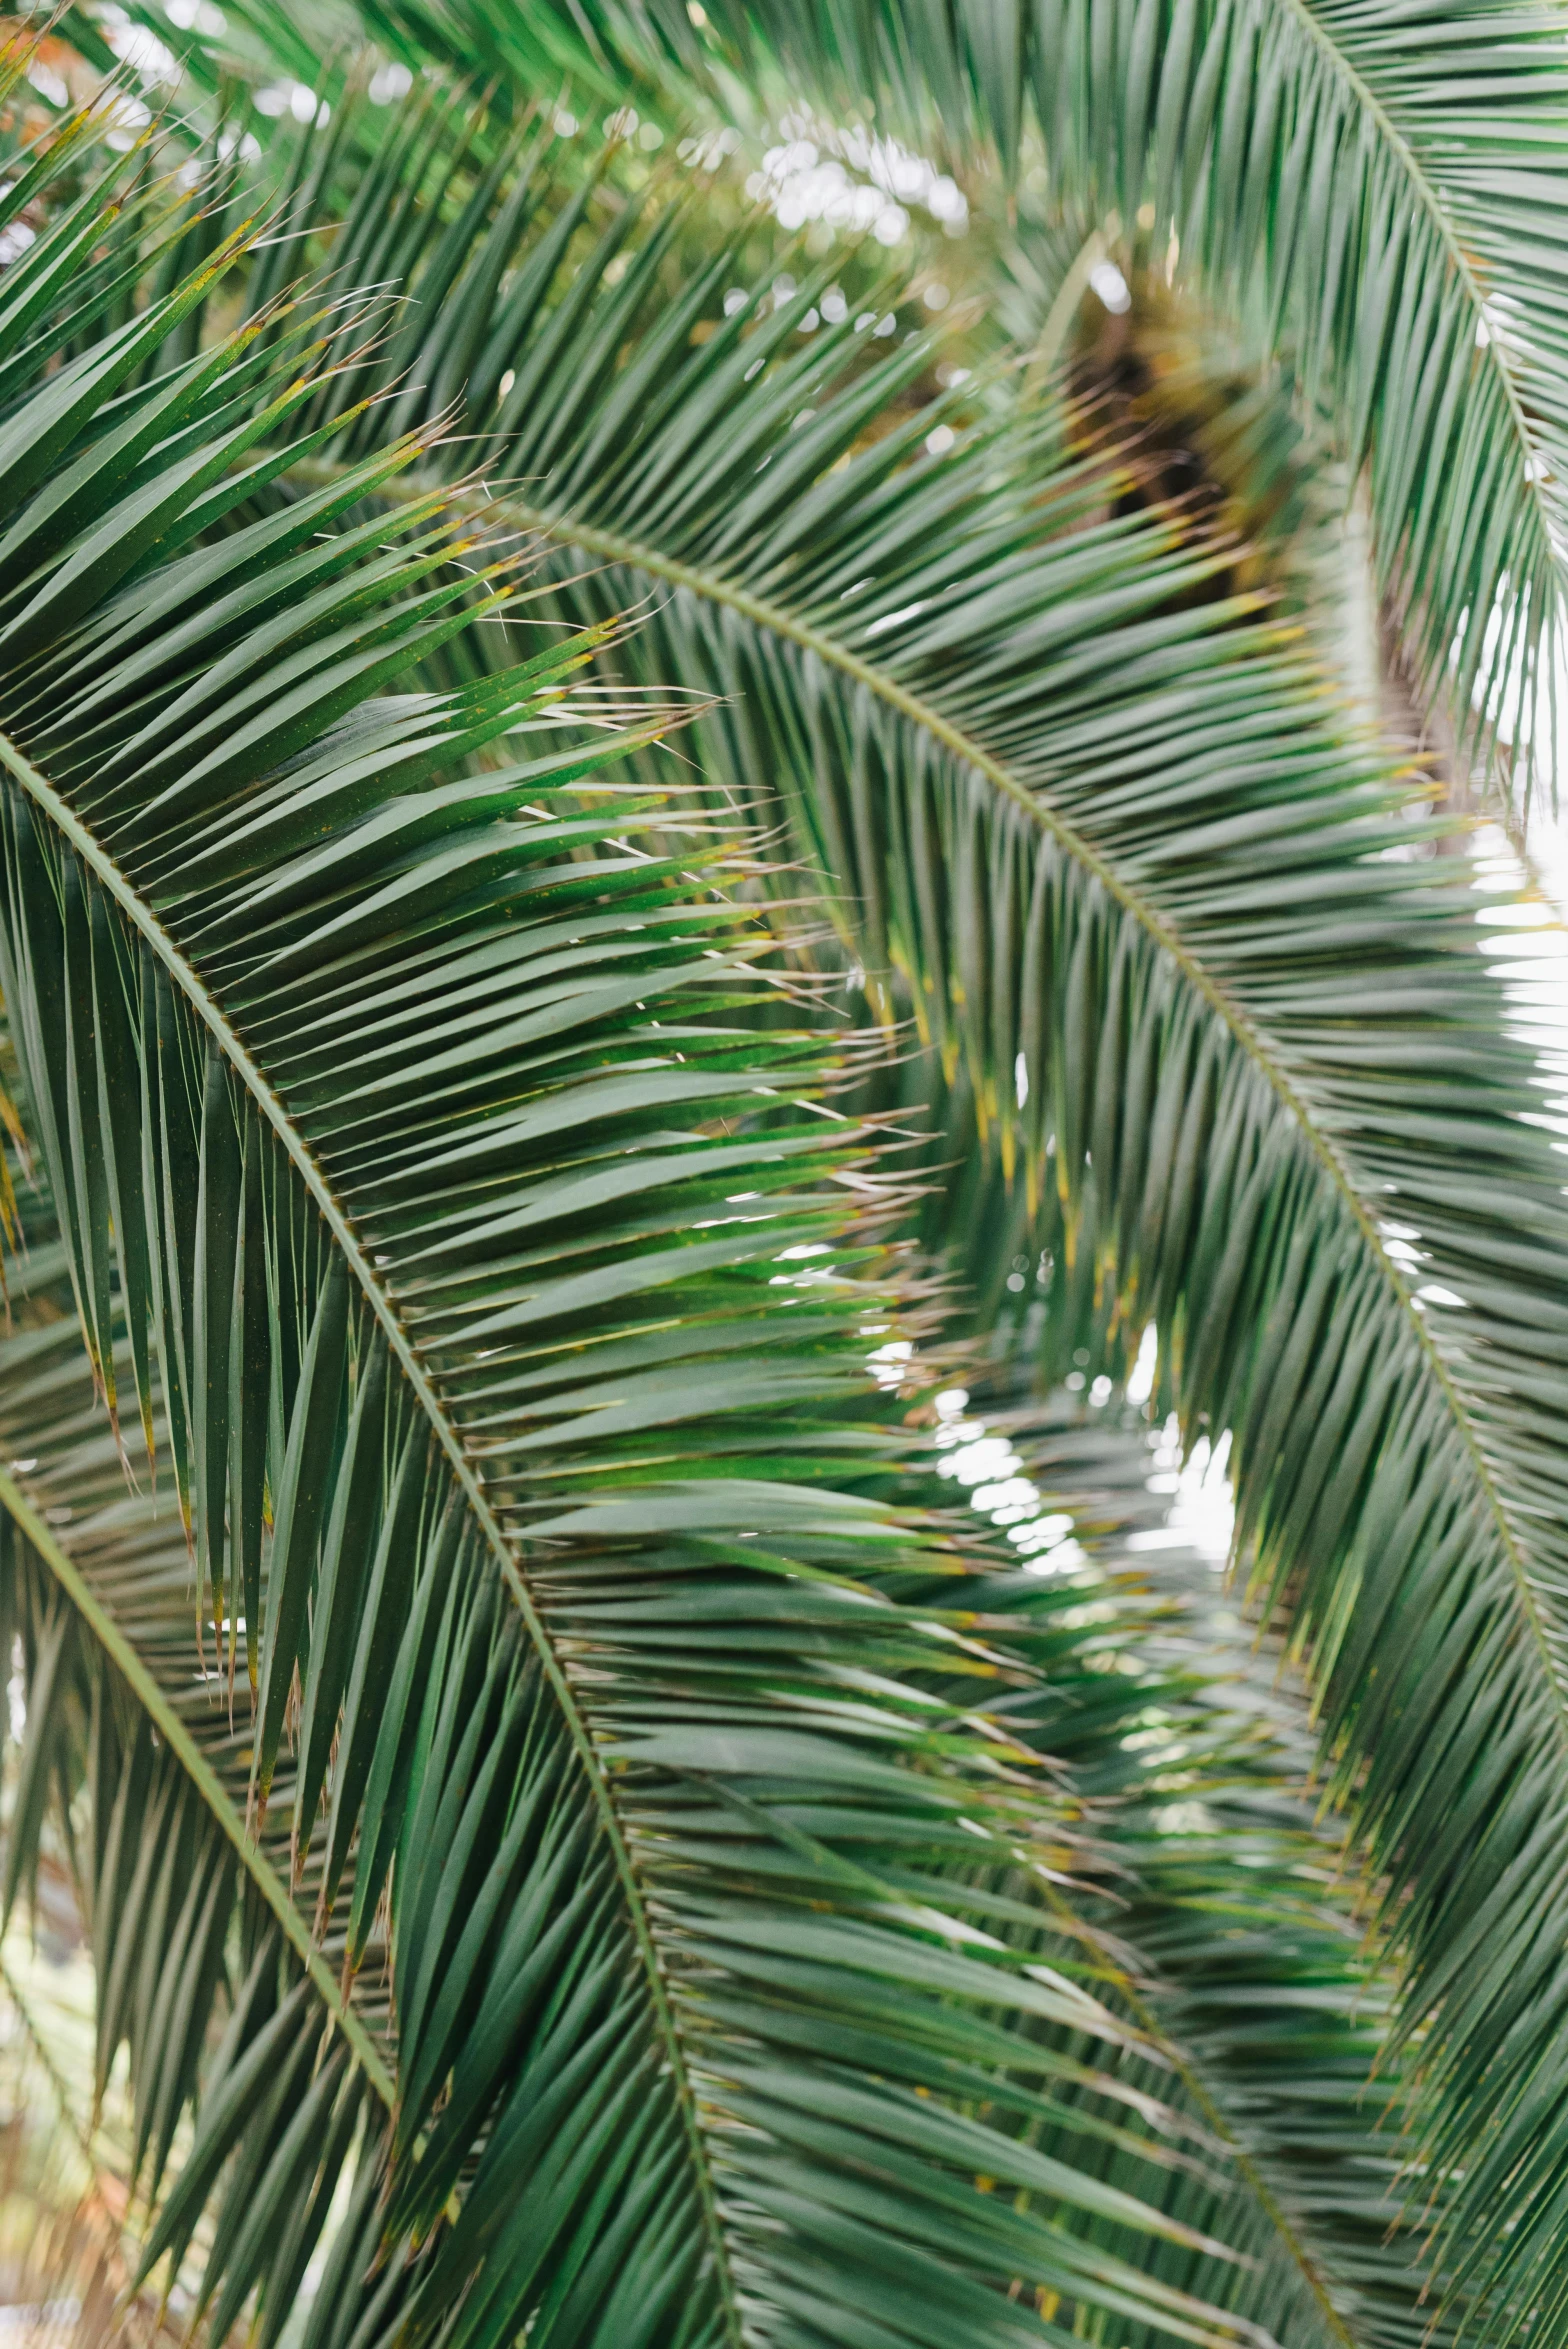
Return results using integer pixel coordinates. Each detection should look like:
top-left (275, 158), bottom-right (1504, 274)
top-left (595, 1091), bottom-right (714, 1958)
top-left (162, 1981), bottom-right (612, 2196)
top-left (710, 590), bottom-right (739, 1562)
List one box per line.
top-left (1027, 0), bottom-right (1568, 787)
top-left (177, 107), bottom-right (1568, 2325)
top-left (0, 124), bottom-right (1292, 2349)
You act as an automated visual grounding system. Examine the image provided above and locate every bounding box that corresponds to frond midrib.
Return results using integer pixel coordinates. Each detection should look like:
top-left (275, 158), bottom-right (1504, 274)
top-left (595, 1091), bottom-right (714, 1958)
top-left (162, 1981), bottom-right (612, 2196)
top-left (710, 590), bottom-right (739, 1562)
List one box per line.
top-left (285, 464), bottom-right (1568, 1798)
top-left (0, 729), bottom-right (745, 2347)
top-left (0, 1464), bottom-right (394, 2105)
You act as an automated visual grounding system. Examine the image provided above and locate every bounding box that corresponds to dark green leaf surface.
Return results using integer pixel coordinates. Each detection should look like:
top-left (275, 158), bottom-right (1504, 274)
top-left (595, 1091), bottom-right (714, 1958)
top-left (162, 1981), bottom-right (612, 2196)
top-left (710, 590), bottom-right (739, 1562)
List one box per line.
top-left (8, 23), bottom-right (1568, 2342)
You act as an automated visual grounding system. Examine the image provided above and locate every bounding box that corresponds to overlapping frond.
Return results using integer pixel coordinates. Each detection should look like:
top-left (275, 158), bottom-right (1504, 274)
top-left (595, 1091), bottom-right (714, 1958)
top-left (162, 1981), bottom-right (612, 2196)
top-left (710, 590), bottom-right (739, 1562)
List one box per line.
top-left (8, 20), bottom-right (1568, 2339)
top-left (1024, 0), bottom-right (1568, 784)
top-left (0, 1208), bottom-right (1453, 2349)
top-left (0, 121), bottom-right (1298, 2349)
top-left (188, 109), bottom-right (1568, 2325)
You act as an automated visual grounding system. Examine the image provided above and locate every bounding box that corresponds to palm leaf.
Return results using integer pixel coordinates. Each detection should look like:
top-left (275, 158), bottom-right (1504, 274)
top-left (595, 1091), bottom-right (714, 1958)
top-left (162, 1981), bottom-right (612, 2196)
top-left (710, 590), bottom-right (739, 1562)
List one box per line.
top-left (0, 122), bottom-right (1284, 2349)
top-left (168, 106), bottom-right (1568, 2324)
